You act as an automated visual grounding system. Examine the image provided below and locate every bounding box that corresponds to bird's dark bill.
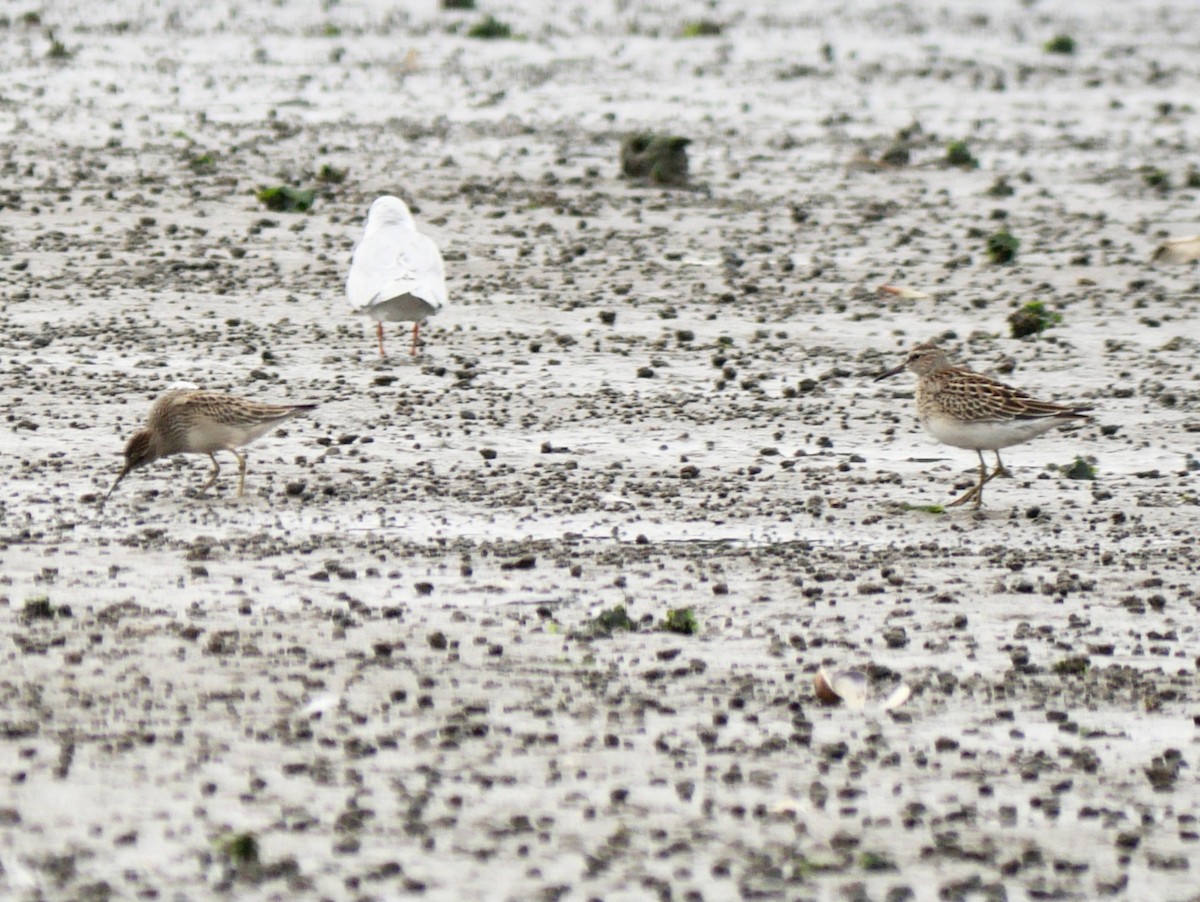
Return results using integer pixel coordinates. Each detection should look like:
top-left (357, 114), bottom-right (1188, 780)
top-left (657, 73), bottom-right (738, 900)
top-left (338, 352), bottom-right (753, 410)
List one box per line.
top-left (103, 464), bottom-right (133, 503)
top-left (874, 362), bottom-right (907, 381)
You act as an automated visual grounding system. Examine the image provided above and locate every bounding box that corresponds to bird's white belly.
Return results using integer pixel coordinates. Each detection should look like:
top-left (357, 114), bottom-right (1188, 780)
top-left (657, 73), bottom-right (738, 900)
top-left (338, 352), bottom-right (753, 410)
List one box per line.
top-left (365, 293), bottom-right (440, 323)
top-left (922, 413), bottom-right (1062, 451)
top-left (185, 421), bottom-right (276, 452)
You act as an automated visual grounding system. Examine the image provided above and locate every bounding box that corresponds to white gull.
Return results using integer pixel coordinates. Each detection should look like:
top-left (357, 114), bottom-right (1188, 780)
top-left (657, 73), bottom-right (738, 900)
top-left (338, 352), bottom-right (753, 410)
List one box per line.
top-left (346, 195), bottom-right (446, 357)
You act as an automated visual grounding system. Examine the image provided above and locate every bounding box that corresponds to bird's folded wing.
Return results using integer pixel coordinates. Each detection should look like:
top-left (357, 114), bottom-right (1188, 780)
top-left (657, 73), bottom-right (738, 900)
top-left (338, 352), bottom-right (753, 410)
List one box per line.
top-left (347, 228), bottom-right (446, 310)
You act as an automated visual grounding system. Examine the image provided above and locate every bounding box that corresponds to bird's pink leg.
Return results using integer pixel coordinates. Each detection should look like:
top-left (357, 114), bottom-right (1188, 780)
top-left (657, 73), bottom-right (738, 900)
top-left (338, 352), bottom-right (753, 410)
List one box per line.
top-left (376, 321), bottom-right (386, 358)
top-left (410, 322), bottom-right (420, 357)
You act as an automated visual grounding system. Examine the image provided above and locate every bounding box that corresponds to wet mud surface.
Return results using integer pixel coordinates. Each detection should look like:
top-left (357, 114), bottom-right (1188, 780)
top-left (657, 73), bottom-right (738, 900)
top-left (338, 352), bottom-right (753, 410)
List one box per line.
top-left (1, 1), bottom-right (1199, 899)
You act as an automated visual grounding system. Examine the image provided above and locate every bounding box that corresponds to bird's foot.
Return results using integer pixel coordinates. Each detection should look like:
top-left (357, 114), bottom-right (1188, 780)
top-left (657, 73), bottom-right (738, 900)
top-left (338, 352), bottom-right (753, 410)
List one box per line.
top-left (946, 485), bottom-right (983, 508)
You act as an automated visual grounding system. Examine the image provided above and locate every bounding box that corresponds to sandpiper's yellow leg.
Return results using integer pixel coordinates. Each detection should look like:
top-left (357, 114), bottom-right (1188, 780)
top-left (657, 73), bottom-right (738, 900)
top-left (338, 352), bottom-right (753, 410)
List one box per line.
top-left (200, 453), bottom-right (221, 494)
top-left (990, 451), bottom-right (1009, 480)
top-left (947, 451), bottom-right (989, 508)
top-left (234, 450), bottom-right (247, 497)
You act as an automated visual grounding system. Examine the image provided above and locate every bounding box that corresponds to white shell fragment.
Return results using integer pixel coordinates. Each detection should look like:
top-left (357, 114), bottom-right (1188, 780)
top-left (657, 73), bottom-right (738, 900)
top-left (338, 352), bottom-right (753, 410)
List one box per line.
top-left (877, 284), bottom-right (931, 299)
top-left (1152, 236), bottom-right (1200, 264)
top-left (302, 693), bottom-right (340, 719)
top-left (881, 682), bottom-right (912, 711)
top-left (814, 667), bottom-right (868, 709)
top-left (814, 666), bottom-right (910, 713)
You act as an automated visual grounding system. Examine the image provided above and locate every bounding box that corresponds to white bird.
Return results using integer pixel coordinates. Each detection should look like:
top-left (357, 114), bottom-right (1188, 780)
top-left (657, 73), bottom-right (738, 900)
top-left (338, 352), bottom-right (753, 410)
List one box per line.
top-left (346, 195), bottom-right (447, 357)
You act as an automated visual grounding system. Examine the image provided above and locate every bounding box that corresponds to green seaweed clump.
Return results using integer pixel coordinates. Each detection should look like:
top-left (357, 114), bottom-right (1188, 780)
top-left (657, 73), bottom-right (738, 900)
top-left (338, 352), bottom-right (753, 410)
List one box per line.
top-left (1062, 457), bottom-right (1097, 480)
top-left (620, 133), bottom-right (691, 186)
top-left (859, 851), bottom-right (898, 872)
top-left (1007, 300), bottom-right (1062, 337)
top-left (681, 20), bottom-right (723, 37)
top-left (214, 831), bottom-right (266, 885)
top-left (212, 830), bottom-right (301, 888)
top-left (1053, 656), bottom-right (1090, 676)
top-left (575, 605), bottom-right (636, 639)
top-left (986, 176), bottom-right (1015, 197)
top-left (190, 152), bottom-right (218, 174)
top-left (660, 608), bottom-right (698, 635)
top-left (22, 595), bottom-right (61, 621)
top-left (218, 832), bottom-right (260, 867)
top-left (593, 606), bottom-right (634, 632)
top-left (442, 0), bottom-right (476, 8)
top-left (879, 143), bottom-right (911, 167)
top-left (945, 140), bottom-right (979, 169)
top-left (986, 228), bottom-right (1019, 264)
top-left (316, 163), bottom-right (347, 184)
top-left (1141, 167), bottom-right (1170, 191)
top-left (873, 122), bottom-right (925, 168)
top-left (256, 185), bottom-right (316, 212)
top-left (1044, 34), bottom-right (1076, 54)
top-left (467, 15), bottom-right (511, 39)
top-left (46, 30), bottom-right (71, 60)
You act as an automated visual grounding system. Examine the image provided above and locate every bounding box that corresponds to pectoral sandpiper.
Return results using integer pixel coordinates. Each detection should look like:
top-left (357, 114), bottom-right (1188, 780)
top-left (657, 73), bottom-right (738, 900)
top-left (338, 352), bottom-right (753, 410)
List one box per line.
top-left (105, 390), bottom-right (317, 501)
top-left (347, 195), bottom-right (446, 357)
top-left (875, 343), bottom-right (1092, 508)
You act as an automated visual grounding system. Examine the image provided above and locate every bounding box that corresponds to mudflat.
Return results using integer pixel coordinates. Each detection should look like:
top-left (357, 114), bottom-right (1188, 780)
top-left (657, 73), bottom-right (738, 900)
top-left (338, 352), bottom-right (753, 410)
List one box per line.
top-left (1, 1), bottom-right (1198, 899)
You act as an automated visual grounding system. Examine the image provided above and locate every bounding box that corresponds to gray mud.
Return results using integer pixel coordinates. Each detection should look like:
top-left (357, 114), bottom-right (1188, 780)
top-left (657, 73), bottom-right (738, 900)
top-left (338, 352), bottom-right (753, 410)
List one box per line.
top-left (1, 1), bottom-right (1199, 899)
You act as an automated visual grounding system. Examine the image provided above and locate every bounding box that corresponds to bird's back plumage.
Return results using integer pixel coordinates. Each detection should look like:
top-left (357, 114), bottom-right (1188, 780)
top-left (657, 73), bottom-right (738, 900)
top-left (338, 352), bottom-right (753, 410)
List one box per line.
top-left (149, 390), bottom-right (316, 455)
top-left (104, 390), bottom-right (317, 501)
top-left (347, 196), bottom-right (446, 322)
top-left (919, 365), bottom-right (1092, 425)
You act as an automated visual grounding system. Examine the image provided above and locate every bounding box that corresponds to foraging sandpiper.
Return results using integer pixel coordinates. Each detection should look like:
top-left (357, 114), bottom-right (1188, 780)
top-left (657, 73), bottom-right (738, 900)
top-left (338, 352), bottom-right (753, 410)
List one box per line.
top-left (347, 195), bottom-right (446, 357)
top-left (875, 343), bottom-right (1092, 508)
top-left (105, 390), bottom-right (317, 501)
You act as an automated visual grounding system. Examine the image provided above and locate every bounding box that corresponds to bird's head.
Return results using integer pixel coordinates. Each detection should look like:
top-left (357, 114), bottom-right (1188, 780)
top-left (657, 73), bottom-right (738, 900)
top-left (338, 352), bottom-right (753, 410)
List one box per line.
top-left (365, 195), bottom-right (416, 232)
top-left (874, 342), bottom-right (951, 381)
top-left (103, 429), bottom-right (158, 502)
